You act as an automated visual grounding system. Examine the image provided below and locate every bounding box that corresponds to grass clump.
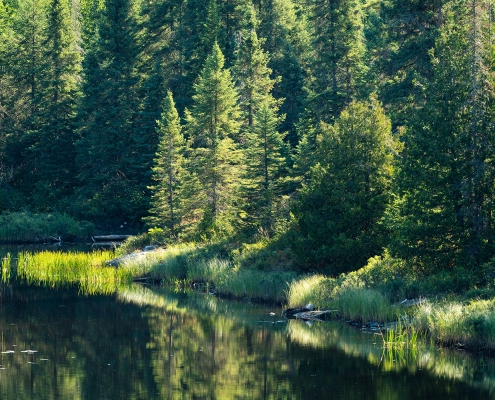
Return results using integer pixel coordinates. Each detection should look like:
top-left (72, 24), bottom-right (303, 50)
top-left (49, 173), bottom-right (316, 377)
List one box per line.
top-left (1, 253), bottom-right (11, 283)
top-left (16, 250), bottom-right (132, 294)
top-left (412, 298), bottom-right (495, 348)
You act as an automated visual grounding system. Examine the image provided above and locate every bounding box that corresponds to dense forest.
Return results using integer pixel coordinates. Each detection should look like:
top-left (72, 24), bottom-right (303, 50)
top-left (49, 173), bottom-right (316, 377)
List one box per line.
top-left (1, 0), bottom-right (495, 277)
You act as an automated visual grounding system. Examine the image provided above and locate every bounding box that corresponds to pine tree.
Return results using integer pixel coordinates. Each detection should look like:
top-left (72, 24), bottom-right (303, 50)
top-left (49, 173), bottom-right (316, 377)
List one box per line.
top-left (76, 0), bottom-right (143, 221)
top-left (294, 98), bottom-right (397, 274)
top-left (1, 0), bottom-right (47, 204)
top-left (374, 0), bottom-right (443, 127)
top-left (233, 4), bottom-right (278, 127)
top-left (145, 91), bottom-right (200, 238)
top-left (244, 100), bottom-right (288, 230)
top-left (185, 42), bottom-right (242, 237)
top-left (257, 0), bottom-right (310, 145)
top-left (388, 0), bottom-right (495, 274)
top-left (306, 0), bottom-right (367, 123)
top-left (28, 0), bottom-right (82, 210)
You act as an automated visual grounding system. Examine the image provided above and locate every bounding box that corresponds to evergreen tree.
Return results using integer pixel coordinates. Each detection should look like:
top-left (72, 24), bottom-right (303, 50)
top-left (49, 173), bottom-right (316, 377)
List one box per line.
top-left (306, 0), bottom-right (367, 123)
top-left (28, 0), bottom-right (82, 210)
top-left (185, 42), bottom-right (242, 237)
top-left (145, 91), bottom-right (200, 238)
top-left (294, 98), bottom-right (397, 274)
top-left (244, 100), bottom-right (288, 230)
top-left (76, 0), bottom-right (143, 221)
top-left (257, 0), bottom-right (310, 145)
top-left (373, 0), bottom-right (444, 127)
top-left (233, 4), bottom-right (278, 127)
top-left (1, 0), bottom-right (47, 204)
top-left (388, 0), bottom-right (495, 274)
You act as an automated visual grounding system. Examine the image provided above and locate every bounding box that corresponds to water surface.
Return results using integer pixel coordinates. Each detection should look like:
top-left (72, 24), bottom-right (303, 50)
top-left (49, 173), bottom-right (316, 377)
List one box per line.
top-left (0, 283), bottom-right (494, 399)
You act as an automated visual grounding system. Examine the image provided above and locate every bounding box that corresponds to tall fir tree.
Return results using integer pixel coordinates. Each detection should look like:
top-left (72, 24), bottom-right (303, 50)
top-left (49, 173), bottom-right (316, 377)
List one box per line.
top-left (306, 0), bottom-right (367, 123)
top-left (145, 91), bottom-right (201, 238)
top-left (244, 100), bottom-right (289, 231)
top-left (233, 3), bottom-right (278, 128)
top-left (76, 0), bottom-right (143, 221)
top-left (185, 42), bottom-right (242, 237)
top-left (28, 0), bottom-right (82, 210)
top-left (387, 0), bottom-right (495, 274)
top-left (373, 0), bottom-right (444, 127)
top-left (1, 0), bottom-right (47, 206)
top-left (257, 0), bottom-right (310, 145)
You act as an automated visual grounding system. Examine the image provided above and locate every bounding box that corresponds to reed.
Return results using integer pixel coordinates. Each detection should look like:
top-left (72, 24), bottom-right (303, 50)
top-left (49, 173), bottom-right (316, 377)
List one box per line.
top-left (377, 315), bottom-right (419, 352)
top-left (1, 253), bottom-right (11, 283)
top-left (16, 250), bottom-right (132, 293)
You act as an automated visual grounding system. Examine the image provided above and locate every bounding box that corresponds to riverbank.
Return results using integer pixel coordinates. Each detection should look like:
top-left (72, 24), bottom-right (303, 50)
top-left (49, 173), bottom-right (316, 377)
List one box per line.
top-left (7, 236), bottom-right (495, 352)
top-left (115, 242), bottom-right (495, 352)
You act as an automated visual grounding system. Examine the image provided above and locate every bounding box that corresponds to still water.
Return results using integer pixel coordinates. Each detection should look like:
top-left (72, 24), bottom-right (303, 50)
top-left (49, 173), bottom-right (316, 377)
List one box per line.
top-left (0, 282), bottom-right (494, 399)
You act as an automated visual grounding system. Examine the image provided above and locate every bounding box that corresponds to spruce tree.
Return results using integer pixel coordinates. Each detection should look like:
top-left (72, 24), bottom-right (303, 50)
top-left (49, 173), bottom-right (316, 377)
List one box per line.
top-left (145, 91), bottom-right (200, 238)
top-left (185, 42), bottom-right (242, 237)
top-left (306, 0), bottom-right (367, 123)
top-left (244, 100), bottom-right (288, 230)
top-left (257, 0), bottom-right (310, 145)
top-left (28, 0), bottom-right (82, 210)
top-left (1, 0), bottom-right (47, 205)
top-left (233, 4), bottom-right (278, 127)
top-left (294, 98), bottom-right (397, 274)
top-left (388, 0), bottom-right (495, 274)
top-left (76, 0), bottom-right (143, 221)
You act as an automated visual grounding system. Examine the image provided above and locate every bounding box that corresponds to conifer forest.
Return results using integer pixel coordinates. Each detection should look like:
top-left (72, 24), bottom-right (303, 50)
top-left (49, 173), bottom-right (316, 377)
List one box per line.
top-left (1, 0), bottom-right (495, 277)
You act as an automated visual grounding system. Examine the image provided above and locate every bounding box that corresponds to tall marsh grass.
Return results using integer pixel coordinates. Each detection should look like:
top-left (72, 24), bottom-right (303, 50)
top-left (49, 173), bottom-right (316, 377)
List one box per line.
top-left (413, 299), bottom-right (495, 348)
top-left (16, 250), bottom-right (133, 294)
top-left (1, 253), bottom-right (11, 282)
top-left (286, 274), bottom-right (396, 322)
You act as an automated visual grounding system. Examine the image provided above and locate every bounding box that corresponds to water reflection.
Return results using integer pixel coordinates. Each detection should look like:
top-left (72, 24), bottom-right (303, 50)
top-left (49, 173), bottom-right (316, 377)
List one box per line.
top-left (0, 283), bottom-right (493, 399)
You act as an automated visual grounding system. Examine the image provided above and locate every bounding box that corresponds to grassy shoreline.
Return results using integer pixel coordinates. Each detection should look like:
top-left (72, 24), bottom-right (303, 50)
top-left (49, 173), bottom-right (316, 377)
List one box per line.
top-left (7, 238), bottom-right (495, 352)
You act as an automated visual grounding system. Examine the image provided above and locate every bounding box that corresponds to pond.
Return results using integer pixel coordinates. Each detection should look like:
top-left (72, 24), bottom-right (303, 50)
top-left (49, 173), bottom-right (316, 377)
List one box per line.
top-left (0, 282), bottom-right (495, 399)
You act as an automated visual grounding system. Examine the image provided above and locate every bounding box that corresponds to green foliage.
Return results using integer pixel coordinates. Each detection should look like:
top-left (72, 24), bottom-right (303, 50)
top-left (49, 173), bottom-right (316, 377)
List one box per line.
top-left (388, 1), bottom-right (495, 273)
top-left (294, 98), bottom-right (398, 274)
top-left (186, 43), bottom-right (242, 238)
top-left (0, 211), bottom-right (94, 242)
top-left (144, 91), bottom-right (201, 238)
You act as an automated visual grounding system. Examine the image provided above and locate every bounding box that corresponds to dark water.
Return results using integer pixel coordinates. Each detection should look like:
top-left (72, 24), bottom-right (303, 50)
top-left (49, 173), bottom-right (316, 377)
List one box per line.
top-left (0, 284), bottom-right (494, 399)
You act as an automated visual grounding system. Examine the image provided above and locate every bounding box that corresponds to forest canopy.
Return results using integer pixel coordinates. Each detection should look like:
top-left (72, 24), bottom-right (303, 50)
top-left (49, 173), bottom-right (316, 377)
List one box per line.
top-left (1, 0), bottom-right (495, 276)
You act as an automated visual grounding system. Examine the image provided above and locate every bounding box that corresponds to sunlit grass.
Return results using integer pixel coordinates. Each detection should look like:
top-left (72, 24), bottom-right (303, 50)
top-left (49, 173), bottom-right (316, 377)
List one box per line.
top-left (1, 253), bottom-right (11, 283)
top-left (16, 250), bottom-right (133, 294)
top-left (412, 299), bottom-right (495, 348)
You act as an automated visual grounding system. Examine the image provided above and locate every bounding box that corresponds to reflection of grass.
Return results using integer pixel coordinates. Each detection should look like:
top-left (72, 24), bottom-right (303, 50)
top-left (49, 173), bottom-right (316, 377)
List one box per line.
top-left (16, 251), bottom-right (133, 294)
top-left (1, 253), bottom-right (11, 283)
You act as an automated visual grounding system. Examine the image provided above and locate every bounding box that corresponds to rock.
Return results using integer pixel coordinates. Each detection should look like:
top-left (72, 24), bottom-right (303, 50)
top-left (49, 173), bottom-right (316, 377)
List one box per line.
top-left (144, 245), bottom-right (158, 251)
top-left (304, 303), bottom-right (315, 311)
top-left (106, 252), bottom-right (149, 267)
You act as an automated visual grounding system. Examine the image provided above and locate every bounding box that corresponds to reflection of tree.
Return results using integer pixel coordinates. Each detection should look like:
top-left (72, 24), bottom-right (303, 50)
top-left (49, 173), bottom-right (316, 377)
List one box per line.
top-left (1, 283), bottom-right (495, 399)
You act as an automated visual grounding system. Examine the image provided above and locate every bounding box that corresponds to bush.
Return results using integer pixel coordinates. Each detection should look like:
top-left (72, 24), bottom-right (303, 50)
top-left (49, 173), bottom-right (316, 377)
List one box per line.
top-left (0, 211), bottom-right (94, 242)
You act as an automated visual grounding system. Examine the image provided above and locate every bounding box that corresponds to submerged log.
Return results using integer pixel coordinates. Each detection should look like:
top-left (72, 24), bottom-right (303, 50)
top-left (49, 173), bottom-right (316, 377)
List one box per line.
top-left (92, 235), bottom-right (131, 242)
top-left (293, 310), bottom-right (337, 321)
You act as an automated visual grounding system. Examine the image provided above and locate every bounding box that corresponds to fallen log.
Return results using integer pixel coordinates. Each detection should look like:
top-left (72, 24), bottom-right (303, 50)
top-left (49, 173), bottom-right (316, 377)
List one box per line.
top-left (92, 235), bottom-right (131, 242)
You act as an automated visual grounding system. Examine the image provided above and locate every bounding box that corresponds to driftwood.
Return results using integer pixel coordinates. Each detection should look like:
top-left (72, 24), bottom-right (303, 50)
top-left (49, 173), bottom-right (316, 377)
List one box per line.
top-left (293, 310), bottom-right (337, 321)
top-left (92, 235), bottom-right (131, 242)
